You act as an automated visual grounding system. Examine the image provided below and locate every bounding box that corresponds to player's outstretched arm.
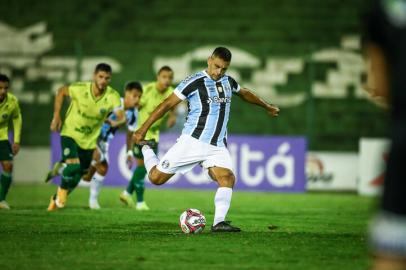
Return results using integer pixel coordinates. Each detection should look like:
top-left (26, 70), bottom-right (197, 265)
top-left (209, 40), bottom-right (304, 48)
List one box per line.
top-left (236, 87), bottom-right (280, 117)
top-left (133, 93), bottom-right (182, 143)
top-left (50, 85), bottom-right (69, 132)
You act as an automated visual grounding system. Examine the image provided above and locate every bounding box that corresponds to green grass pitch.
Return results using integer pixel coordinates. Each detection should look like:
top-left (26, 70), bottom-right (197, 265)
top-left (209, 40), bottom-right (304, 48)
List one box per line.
top-left (0, 185), bottom-right (375, 270)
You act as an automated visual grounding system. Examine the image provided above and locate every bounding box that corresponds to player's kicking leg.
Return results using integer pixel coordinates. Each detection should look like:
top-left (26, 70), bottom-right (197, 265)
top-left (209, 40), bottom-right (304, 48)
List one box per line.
top-left (141, 137), bottom-right (241, 232)
top-left (141, 144), bottom-right (173, 185)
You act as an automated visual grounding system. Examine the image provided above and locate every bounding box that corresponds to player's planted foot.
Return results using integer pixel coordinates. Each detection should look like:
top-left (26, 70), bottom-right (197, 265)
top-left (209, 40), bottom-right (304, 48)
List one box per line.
top-left (0, 200), bottom-right (10, 210)
top-left (119, 191), bottom-right (136, 208)
top-left (47, 195), bottom-right (57, 211)
top-left (89, 199), bottom-right (101, 210)
top-left (55, 187), bottom-right (68, 208)
top-left (211, 221), bottom-right (241, 233)
top-left (136, 201), bottom-right (150, 211)
top-left (44, 162), bottom-right (64, 183)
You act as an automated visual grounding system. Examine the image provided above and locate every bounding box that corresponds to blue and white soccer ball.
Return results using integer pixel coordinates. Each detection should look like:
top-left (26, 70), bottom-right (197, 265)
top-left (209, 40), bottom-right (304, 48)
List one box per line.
top-left (179, 208), bottom-right (206, 234)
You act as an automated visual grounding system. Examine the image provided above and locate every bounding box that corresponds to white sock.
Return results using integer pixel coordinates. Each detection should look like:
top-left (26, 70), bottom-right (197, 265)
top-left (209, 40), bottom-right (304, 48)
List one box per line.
top-left (142, 146), bottom-right (159, 173)
top-left (90, 172), bottom-right (104, 202)
top-left (213, 187), bottom-right (233, 226)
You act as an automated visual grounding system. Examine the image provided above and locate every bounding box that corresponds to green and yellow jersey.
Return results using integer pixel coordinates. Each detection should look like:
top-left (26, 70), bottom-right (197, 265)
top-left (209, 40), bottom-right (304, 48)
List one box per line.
top-left (136, 82), bottom-right (173, 142)
top-left (61, 82), bottom-right (121, 149)
top-left (0, 93), bottom-right (22, 143)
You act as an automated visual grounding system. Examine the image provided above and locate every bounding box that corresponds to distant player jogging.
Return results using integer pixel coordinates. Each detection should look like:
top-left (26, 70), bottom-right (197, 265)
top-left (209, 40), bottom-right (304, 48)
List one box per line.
top-left (133, 47), bottom-right (280, 232)
top-left (0, 74), bottom-right (22, 210)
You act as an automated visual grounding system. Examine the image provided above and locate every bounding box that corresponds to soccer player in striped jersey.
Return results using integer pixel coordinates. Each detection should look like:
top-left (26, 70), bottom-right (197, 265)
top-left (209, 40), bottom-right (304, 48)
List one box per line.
top-left (133, 47), bottom-right (280, 232)
top-left (47, 63), bottom-right (123, 211)
top-left (83, 81), bottom-right (143, 210)
top-left (0, 74), bottom-right (22, 210)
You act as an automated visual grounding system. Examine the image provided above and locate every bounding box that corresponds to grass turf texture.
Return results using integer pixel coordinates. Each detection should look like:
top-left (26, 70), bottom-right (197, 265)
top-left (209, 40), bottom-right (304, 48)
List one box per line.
top-left (0, 185), bottom-right (375, 270)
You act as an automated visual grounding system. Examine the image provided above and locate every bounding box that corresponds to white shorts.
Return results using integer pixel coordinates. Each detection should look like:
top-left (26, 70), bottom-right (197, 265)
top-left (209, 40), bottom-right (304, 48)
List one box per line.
top-left (157, 135), bottom-right (234, 175)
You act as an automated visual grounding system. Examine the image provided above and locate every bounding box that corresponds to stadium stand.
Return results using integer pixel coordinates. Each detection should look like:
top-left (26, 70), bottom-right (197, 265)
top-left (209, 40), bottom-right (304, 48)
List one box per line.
top-left (0, 0), bottom-right (386, 150)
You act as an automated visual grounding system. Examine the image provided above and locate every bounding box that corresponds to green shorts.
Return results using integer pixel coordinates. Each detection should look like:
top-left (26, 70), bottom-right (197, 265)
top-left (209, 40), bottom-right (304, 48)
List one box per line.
top-left (61, 136), bottom-right (94, 173)
top-left (133, 142), bottom-right (158, 159)
top-left (0, 140), bottom-right (13, 161)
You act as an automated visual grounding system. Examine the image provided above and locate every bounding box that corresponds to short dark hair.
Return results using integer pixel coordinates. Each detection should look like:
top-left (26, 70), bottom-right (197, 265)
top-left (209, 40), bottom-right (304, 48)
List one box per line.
top-left (157, 65), bottom-right (173, 75)
top-left (0, 74), bottom-right (10, 83)
top-left (94, 63), bottom-right (112, 73)
top-left (212, 47), bottom-right (232, 62)
top-left (125, 81), bottom-right (143, 92)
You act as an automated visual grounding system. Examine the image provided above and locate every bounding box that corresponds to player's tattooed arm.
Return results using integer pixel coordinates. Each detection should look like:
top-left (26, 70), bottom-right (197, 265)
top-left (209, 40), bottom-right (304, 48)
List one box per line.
top-left (133, 93), bottom-right (182, 143)
top-left (50, 85), bottom-right (69, 131)
top-left (236, 87), bottom-right (280, 117)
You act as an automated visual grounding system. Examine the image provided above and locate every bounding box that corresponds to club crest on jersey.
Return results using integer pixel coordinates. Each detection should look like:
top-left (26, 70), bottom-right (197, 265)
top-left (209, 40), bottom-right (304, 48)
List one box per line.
top-left (161, 160), bottom-right (170, 169)
top-left (63, 148), bottom-right (70, 156)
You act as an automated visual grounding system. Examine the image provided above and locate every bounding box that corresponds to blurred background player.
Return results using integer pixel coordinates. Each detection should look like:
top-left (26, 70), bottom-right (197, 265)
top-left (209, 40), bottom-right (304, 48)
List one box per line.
top-left (0, 74), bottom-right (22, 210)
top-left (47, 63), bottom-right (122, 211)
top-left (81, 81), bottom-right (143, 210)
top-left (120, 66), bottom-right (177, 210)
top-left (133, 47), bottom-right (280, 232)
top-left (364, 1), bottom-right (406, 269)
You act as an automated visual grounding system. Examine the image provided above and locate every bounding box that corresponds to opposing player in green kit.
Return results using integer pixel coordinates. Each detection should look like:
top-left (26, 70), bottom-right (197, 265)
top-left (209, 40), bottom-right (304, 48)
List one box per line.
top-left (120, 66), bottom-right (177, 210)
top-left (47, 63), bottom-right (122, 211)
top-left (0, 74), bottom-right (22, 210)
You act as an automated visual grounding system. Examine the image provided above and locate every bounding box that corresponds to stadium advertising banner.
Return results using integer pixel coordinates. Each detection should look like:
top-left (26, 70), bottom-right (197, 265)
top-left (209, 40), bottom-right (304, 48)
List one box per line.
top-left (306, 152), bottom-right (358, 191)
top-left (358, 138), bottom-right (390, 196)
top-left (51, 133), bottom-right (307, 192)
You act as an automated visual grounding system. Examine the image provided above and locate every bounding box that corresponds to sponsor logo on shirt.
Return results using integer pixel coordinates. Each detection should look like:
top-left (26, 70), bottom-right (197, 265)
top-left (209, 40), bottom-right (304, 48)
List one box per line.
top-left (74, 125), bottom-right (93, 135)
top-left (207, 96), bottom-right (231, 104)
